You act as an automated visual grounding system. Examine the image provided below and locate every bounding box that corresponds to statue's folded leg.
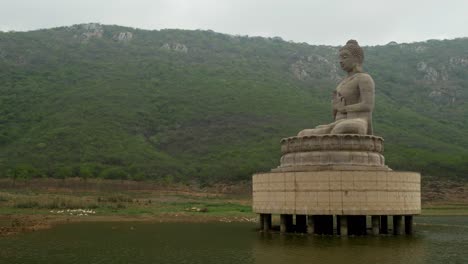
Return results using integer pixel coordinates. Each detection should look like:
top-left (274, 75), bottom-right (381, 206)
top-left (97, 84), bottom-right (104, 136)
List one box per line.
top-left (297, 125), bottom-right (332, 137)
top-left (330, 118), bottom-right (367, 134)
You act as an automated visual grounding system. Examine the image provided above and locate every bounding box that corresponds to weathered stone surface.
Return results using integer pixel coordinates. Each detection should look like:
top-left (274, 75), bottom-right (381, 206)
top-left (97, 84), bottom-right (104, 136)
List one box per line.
top-left (298, 40), bottom-right (374, 136)
top-left (252, 171), bottom-right (421, 215)
top-left (274, 134), bottom-right (389, 172)
top-left (281, 134), bottom-right (384, 154)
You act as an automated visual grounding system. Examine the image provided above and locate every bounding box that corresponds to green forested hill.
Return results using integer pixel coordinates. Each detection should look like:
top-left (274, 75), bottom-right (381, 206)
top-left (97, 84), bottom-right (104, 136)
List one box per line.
top-left (0, 23), bottom-right (466, 183)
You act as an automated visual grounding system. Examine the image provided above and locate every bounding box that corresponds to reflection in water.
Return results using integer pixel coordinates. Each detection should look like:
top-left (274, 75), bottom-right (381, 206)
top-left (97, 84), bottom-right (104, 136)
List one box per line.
top-left (0, 222), bottom-right (255, 264)
top-left (0, 216), bottom-right (467, 264)
top-left (254, 232), bottom-right (425, 264)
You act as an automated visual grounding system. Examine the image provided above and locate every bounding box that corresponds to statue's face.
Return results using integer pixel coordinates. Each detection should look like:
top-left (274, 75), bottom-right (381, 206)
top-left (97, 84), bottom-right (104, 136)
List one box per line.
top-left (339, 49), bottom-right (358, 72)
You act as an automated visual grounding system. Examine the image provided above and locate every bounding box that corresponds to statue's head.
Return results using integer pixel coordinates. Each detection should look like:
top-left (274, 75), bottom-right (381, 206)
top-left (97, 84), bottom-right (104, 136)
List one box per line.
top-left (339, 40), bottom-right (364, 73)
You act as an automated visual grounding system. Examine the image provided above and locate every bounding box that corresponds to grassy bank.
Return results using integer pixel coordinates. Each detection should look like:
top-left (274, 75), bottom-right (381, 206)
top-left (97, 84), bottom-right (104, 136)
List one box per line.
top-left (0, 179), bottom-right (254, 217)
top-left (1, 178), bottom-right (467, 236)
top-left (0, 179), bottom-right (255, 236)
top-left (421, 205), bottom-right (468, 216)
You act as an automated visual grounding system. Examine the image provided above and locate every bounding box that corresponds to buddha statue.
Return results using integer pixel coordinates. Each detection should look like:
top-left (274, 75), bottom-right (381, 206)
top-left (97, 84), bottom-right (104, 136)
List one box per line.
top-left (298, 40), bottom-right (374, 136)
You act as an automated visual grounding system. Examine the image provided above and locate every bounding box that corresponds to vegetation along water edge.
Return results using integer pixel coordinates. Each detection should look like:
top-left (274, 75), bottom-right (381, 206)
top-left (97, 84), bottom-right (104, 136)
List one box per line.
top-left (0, 178), bottom-right (467, 236)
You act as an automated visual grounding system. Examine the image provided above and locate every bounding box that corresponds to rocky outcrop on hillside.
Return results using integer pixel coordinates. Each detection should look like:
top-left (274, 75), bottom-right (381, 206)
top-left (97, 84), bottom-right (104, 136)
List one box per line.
top-left (161, 43), bottom-right (188, 53)
top-left (416, 61), bottom-right (449, 82)
top-left (415, 60), bottom-right (465, 104)
top-left (291, 54), bottom-right (340, 82)
top-left (449, 57), bottom-right (468, 67)
top-left (74, 23), bottom-right (104, 42)
top-left (113, 32), bottom-right (133, 43)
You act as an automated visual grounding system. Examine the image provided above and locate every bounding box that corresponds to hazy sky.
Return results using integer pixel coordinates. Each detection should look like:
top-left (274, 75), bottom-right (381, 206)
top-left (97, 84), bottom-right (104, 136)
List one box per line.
top-left (1, 0), bottom-right (467, 45)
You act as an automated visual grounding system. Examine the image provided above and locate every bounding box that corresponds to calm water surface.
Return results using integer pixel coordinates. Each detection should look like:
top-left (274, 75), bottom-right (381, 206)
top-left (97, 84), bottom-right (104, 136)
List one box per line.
top-left (0, 216), bottom-right (467, 264)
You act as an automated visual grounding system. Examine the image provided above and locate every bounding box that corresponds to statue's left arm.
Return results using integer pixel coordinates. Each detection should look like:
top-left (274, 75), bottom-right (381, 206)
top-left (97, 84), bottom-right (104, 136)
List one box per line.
top-left (343, 74), bottom-right (375, 112)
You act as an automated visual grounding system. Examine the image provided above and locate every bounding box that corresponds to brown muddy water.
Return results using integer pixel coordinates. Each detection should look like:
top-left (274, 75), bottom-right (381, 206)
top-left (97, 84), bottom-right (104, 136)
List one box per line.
top-left (0, 216), bottom-right (467, 264)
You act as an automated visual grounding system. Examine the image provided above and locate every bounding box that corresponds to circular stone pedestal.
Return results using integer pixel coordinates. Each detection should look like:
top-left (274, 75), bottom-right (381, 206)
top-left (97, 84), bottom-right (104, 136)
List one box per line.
top-left (252, 170), bottom-right (421, 215)
top-left (273, 134), bottom-right (390, 172)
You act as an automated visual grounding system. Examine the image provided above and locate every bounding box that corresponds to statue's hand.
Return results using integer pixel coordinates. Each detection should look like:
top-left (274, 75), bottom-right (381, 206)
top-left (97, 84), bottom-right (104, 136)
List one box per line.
top-left (336, 103), bottom-right (346, 113)
top-left (332, 94), bottom-right (346, 113)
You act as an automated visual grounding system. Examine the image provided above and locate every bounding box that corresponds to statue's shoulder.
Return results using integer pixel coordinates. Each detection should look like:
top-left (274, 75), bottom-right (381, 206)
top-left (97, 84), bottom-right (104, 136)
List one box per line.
top-left (356, 72), bottom-right (373, 80)
top-left (356, 73), bottom-right (375, 86)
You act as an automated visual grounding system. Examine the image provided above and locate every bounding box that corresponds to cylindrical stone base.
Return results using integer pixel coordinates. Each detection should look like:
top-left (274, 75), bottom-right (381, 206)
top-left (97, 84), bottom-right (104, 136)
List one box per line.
top-left (253, 171), bottom-right (421, 216)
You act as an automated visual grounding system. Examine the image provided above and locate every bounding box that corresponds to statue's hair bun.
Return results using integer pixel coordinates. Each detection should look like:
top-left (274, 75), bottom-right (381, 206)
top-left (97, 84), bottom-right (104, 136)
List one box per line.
top-left (340, 39), bottom-right (364, 64)
top-left (346, 40), bottom-right (359, 46)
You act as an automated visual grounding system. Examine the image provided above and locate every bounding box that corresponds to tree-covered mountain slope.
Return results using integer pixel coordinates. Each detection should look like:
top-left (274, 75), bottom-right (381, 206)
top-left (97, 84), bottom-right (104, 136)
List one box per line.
top-left (0, 23), bottom-right (466, 182)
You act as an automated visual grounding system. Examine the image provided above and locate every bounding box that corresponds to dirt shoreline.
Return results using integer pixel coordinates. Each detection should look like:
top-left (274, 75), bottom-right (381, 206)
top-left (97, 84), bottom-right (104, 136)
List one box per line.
top-left (2, 208), bottom-right (468, 237)
top-left (0, 213), bottom-right (257, 237)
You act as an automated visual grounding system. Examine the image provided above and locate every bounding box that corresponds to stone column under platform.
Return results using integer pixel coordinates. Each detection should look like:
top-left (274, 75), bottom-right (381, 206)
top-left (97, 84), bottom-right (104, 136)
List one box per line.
top-left (257, 213), bottom-right (415, 236)
top-left (262, 214), bottom-right (272, 232)
top-left (259, 214), bottom-right (265, 230)
top-left (280, 214), bottom-right (293, 233)
top-left (380, 215), bottom-right (389, 234)
top-left (338, 215), bottom-right (348, 236)
top-left (307, 215), bottom-right (315, 234)
top-left (393, 215), bottom-right (404, 235)
top-left (371, 216), bottom-right (380, 235)
top-left (405, 216), bottom-right (414, 235)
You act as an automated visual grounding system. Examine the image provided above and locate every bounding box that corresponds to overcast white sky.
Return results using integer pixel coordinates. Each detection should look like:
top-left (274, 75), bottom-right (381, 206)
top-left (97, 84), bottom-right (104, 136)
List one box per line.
top-left (1, 0), bottom-right (467, 46)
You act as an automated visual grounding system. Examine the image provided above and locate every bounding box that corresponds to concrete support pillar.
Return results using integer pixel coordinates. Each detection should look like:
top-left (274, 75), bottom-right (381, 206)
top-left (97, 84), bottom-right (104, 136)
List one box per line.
top-left (339, 215), bottom-right (348, 236)
top-left (259, 214), bottom-right (265, 230)
top-left (393, 215), bottom-right (404, 235)
top-left (405, 215), bottom-right (414, 235)
top-left (307, 215), bottom-right (315, 234)
top-left (371, 216), bottom-right (380, 235)
top-left (263, 214), bottom-right (271, 232)
top-left (296, 215), bottom-right (307, 233)
top-left (280, 214), bottom-right (292, 233)
top-left (380, 215), bottom-right (388, 234)
top-left (280, 214), bottom-right (287, 233)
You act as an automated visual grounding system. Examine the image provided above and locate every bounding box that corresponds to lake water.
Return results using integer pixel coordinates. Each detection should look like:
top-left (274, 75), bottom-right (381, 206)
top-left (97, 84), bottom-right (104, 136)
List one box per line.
top-left (0, 216), bottom-right (467, 264)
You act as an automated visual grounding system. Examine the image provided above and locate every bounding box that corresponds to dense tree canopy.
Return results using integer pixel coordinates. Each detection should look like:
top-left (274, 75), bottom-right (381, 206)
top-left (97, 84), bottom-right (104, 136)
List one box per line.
top-left (0, 24), bottom-right (467, 182)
